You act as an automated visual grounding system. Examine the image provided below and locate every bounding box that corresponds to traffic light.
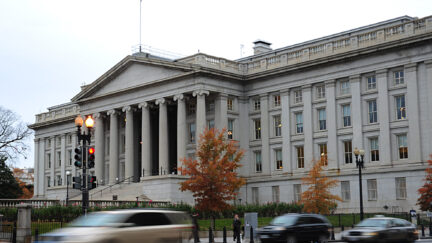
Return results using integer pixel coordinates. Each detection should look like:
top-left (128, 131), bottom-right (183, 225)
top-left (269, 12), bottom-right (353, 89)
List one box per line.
top-left (88, 147), bottom-right (95, 168)
top-left (72, 176), bottom-right (81, 190)
top-left (74, 146), bottom-right (82, 168)
top-left (88, 175), bottom-right (97, 190)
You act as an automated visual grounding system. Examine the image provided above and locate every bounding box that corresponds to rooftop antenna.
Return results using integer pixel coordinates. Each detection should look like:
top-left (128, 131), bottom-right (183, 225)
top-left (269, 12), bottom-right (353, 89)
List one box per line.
top-left (139, 0), bottom-right (142, 52)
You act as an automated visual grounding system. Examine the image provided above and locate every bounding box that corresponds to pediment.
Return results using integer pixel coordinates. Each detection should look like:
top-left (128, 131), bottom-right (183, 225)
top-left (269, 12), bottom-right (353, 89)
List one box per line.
top-left (72, 56), bottom-right (194, 102)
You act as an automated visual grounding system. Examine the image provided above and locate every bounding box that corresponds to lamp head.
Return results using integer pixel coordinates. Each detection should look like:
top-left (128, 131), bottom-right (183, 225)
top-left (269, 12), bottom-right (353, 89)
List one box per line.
top-left (75, 116), bottom-right (83, 127)
top-left (85, 116), bottom-right (94, 128)
top-left (359, 149), bottom-right (365, 156)
top-left (354, 147), bottom-right (359, 156)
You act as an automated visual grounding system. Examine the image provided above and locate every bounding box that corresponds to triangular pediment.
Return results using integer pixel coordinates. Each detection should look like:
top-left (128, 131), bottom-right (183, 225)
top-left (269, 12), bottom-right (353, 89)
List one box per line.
top-left (72, 55), bottom-right (194, 102)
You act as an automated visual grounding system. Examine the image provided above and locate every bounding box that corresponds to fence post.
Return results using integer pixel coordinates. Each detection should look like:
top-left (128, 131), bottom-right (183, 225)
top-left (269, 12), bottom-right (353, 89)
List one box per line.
top-left (209, 227), bottom-right (213, 243)
top-left (331, 226), bottom-right (335, 240)
top-left (16, 204), bottom-right (32, 243)
top-left (352, 213), bottom-right (355, 225)
top-left (35, 229), bottom-right (39, 242)
top-left (338, 214), bottom-right (341, 227)
top-left (12, 222), bottom-right (16, 243)
top-left (223, 226), bottom-right (227, 243)
top-left (249, 226), bottom-right (254, 243)
top-left (429, 220), bottom-right (432, 237)
top-left (422, 224), bottom-right (425, 237)
top-left (341, 225), bottom-right (344, 232)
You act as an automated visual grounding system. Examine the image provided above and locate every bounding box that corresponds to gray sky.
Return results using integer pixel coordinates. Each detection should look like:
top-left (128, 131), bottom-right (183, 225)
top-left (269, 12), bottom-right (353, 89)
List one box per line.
top-left (0, 0), bottom-right (431, 168)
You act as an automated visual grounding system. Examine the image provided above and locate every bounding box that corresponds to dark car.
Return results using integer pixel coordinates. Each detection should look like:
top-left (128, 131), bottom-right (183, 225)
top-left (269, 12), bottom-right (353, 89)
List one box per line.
top-left (341, 216), bottom-right (418, 243)
top-left (256, 213), bottom-right (331, 243)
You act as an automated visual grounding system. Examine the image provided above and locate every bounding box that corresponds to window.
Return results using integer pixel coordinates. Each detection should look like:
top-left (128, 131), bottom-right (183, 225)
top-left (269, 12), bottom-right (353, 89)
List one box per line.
top-left (394, 70), bottom-right (404, 85)
top-left (56, 175), bottom-right (62, 186)
top-left (121, 135), bottom-right (126, 153)
top-left (47, 139), bottom-right (51, 148)
top-left (68, 135), bottom-right (72, 144)
top-left (395, 177), bottom-right (407, 199)
top-left (370, 138), bottom-right (379, 162)
top-left (207, 101), bottom-right (215, 112)
top-left (296, 113), bottom-right (303, 134)
top-left (274, 95), bottom-right (281, 107)
top-left (47, 176), bottom-right (51, 187)
top-left (57, 151), bottom-right (61, 166)
top-left (367, 179), bottom-right (377, 201)
top-left (227, 98), bottom-right (233, 111)
top-left (319, 143), bottom-right (328, 165)
top-left (207, 120), bottom-right (215, 129)
top-left (344, 141), bottom-right (353, 164)
top-left (341, 181), bottom-right (351, 201)
top-left (340, 80), bottom-right (350, 95)
top-left (252, 187), bottom-right (259, 204)
top-left (294, 184), bottom-right (302, 202)
top-left (188, 104), bottom-right (196, 115)
top-left (274, 115), bottom-right (282, 137)
top-left (275, 149), bottom-right (283, 170)
top-left (368, 100), bottom-right (378, 124)
top-left (189, 123), bottom-right (196, 143)
top-left (68, 150), bottom-right (72, 165)
top-left (254, 119), bottom-right (261, 139)
top-left (367, 76), bottom-right (377, 90)
top-left (228, 119), bottom-right (234, 139)
top-left (253, 99), bottom-right (261, 111)
top-left (294, 90), bottom-right (302, 103)
top-left (255, 151), bottom-right (262, 172)
top-left (297, 146), bottom-right (304, 168)
top-left (342, 104), bottom-right (351, 127)
top-left (316, 85), bottom-right (325, 99)
top-left (398, 134), bottom-right (408, 159)
top-left (318, 109), bottom-right (326, 130)
top-left (272, 186), bottom-right (280, 203)
top-left (47, 153), bottom-right (51, 168)
top-left (395, 95), bottom-right (406, 120)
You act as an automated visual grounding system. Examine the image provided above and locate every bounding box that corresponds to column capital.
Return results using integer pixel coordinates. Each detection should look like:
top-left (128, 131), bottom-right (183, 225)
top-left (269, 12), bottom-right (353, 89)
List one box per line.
top-left (218, 92), bottom-right (229, 99)
top-left (122, 106), bottom-right (132, 112)
top-left (404, 63), bottom-right (418, 72)
top-left (192, 90), bottom-right (209, 97)
top-left (155, 98), bottom-right (166, 105)
top-left (138, 102), bottom-right (148, 109)
top-left (107, 110), bottom-right (117, 116)
top-left (424, 59), bottom-right (432, 68)
top-left (93, 112), bottom-right (103, 119)
top-left (173, 94), bottom-right (184, 101)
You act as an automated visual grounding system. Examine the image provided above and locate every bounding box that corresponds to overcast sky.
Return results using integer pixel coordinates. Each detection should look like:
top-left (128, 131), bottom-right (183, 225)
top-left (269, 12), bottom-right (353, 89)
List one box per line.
top-left (1, 0), bottom-right (431, 168)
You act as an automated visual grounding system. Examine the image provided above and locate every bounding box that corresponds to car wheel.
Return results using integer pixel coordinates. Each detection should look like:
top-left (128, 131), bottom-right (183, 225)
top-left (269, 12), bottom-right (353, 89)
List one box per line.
top-left (317, 234), bottom-right (328, 243)
top-left (286, 235), bottom-right (297, 243)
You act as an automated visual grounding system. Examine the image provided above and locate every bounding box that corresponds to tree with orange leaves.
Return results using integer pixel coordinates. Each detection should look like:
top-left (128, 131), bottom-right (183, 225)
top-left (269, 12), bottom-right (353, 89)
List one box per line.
top-left (179, 128), bottom-right (245, 219)
top-left (417, 155), bottom-right (432, 211)
top-left (13, 167), bottom-right (33, 199)
top-left (301, 156), bottom-right (342, 214)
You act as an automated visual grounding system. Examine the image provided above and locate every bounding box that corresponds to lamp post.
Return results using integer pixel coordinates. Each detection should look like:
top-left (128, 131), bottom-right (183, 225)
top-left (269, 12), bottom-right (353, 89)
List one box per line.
top-left (75, 115), bottom-right (94, 215)
top-left (66, 171), bottom-right (71, 206)
top-left (353, 147), bottom-right (365, 221)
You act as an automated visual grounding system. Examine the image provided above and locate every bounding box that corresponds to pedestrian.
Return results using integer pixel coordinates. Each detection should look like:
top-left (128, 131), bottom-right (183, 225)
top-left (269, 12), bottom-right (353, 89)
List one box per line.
top-left (233, 214), bottom-right (241, 243)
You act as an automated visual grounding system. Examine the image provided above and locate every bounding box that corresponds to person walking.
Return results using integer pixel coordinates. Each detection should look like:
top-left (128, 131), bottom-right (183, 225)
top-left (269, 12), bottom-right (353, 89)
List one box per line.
top-left (233, 214), bottom-right (241, 243)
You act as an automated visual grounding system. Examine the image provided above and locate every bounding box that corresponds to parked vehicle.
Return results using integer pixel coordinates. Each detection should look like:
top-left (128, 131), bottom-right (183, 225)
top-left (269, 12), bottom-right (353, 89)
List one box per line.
top-left (37, 209), bottom-right (193, 243)
top-left (341, 215), bottom-right (418, 243)
top-left (256, 213), bottom-right (331, 243)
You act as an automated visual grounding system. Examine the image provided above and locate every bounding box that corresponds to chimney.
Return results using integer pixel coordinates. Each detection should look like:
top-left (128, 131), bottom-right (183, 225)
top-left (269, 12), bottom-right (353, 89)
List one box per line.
top-left (253, 40), bottom-right (272, 55)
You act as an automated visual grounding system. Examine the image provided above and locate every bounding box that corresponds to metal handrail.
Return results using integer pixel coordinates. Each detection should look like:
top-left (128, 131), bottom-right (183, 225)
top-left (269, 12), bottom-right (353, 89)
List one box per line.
top-left (89, 176), bottom-right (135, 199)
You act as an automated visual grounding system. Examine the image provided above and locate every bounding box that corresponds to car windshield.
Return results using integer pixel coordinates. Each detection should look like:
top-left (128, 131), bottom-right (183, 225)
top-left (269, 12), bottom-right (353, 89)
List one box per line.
top-left (69, 213), bottom-right (129, 227)
top-left (270, 215), bottom-right (297, 226)
top-left (356, 219), bottom-right (388, 228)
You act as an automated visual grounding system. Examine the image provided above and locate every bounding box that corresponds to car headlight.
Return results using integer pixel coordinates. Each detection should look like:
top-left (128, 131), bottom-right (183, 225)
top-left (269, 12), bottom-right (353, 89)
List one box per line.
top-left (273, 226), bottom-right (286, 231)
top-left (363, 232), bottom-right (378, 236)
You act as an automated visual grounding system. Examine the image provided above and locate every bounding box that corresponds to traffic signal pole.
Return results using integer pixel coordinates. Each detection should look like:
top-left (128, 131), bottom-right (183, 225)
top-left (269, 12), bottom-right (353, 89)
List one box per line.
top-left (75, 120), bottom-right (92, 216)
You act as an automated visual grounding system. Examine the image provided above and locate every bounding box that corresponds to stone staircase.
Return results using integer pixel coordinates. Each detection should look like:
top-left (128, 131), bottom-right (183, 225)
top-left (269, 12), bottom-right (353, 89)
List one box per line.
top-left (70, 181), bottom-right (151, 201)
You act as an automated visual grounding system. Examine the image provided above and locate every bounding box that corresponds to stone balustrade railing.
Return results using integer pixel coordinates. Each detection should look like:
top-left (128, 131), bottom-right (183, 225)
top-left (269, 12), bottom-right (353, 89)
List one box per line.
top-left (35, 104), bottom-right (79, 124)
top-left (0, 199), bottom-right (169, 208)
top-left (181, 15), bottom-right (432, 75)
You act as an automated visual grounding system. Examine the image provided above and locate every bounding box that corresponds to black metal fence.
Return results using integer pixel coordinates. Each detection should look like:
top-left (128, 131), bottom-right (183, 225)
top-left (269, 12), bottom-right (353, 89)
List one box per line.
top-left (0, 223), bottom-right (15, 242)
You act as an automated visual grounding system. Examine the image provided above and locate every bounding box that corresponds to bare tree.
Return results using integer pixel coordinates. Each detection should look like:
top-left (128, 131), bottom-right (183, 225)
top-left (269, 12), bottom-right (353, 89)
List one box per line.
top-left (0, 106), bottom-right (32, 161)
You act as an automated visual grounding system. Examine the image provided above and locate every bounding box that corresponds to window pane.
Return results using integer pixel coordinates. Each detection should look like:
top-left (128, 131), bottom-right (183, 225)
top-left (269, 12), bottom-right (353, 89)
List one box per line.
top-left (297, 147), bottom-right (304, 168)
top-left (396, 95), bottom-right (406, 120)
top-left (367, 179), bottom-right (377, 201)
top-left (396, 177), bottom-right (407, 199)
top-left (343, 105), bottom-right (351, 127)
top-left (341, 181), bottom-right (350, 201)
top-left (296, 113), bottom-right (303, 134)
top-left (368, 100), bottom-right (378, 123)
top-left (398, 135), bottom-right (408, 159)
top-left (276, 149), bottom-right (283, 170)
top-left (318, 109), bottom-right (326, 130)
top-left (255, 152), bottom-right (262, 172)
top-left (344, 141), bottom-right (352, 163)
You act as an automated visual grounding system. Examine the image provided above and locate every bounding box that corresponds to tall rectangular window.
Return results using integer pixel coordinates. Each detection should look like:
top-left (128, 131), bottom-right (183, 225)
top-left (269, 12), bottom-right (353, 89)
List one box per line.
top-left (368, 100), bottom-right (378, 124)
top-left (341, 80), bottom-right (350, 95)
top-left (272, 186), bottom-right (280, 203)
top-left (318, 109), bottom-right (326, 130)
top-left (252, 187), bottom-right (259, 204)
top-left (254, 119), bottom-right (261, 140)
top-left (274, 95), bottom-right (281, 107)
top-left (68, 150), bottom-right (72, 165)
top-left (294, 90), bottom-right (302, 103)
top-left (370, 138), bottom-right (379, 162)
top-left (344, 141), bottom-right (353, 164)
top-left (319, 143), bottom-right (328, 165)
top-left (396, 95), bottom-right (406, 120)
top-left (297, 146), bottom-right (304, 168)
top-left (341, 181), bottom-right (351, 201)
top-left (188, 104), bottom-right (196, 115)
top-left (342, 105), bottom-right (351, 127)
top-left (398, 134), bottom-right (408, 159)
top-left (274, 115), bottom-right (282, 137)
top-left (228, 119), bottom-right (234, 139)
top-left (207, 120), bottom-right (215, 129)
top-left (254, 99), bottom-right (261, 111)
top-left (227, 98), bottom-right (233, 111)
top-left (394, 70), bottom-right (404, 85)
top-left (367, 179), bottom-right (377, 201)
top-left (189, 123), bottom-right (196, 143)
top-left (275, 149), bottom-right (283, 170)
top-left (296, 113), bottom-right (303, 134)
top-left (367, 76), bottom-right (377, 90)
top-left (294, 184), bottom-right (302, 202)
top-left (57, 151), bottom-right (61, 167)
top-left (255, 151), bottom-right (262, 172)
top-left (316, 85), bottom-right (325, 99)
top-left (47, 176), bottom-right (51, 187)
top-left (56, 175), bottom-right (62, 186)
top-left (47, 153), bottom-right (51, 169)
top-left (396, 177), bottom-right (407, 199)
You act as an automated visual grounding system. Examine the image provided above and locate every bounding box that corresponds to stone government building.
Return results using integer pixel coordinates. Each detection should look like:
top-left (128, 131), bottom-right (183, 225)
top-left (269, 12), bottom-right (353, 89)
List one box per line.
top-left (30, 15), bottom-right (432, 213)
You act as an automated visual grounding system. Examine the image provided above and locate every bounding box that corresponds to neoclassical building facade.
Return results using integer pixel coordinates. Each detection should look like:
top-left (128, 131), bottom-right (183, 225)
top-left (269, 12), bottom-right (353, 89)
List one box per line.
top-left (30, 15), bottom-right (432, 213)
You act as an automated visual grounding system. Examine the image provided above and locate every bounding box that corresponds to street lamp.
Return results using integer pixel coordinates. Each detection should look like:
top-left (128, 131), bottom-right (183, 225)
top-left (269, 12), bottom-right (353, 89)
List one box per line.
top-left (353, 147), bottom-right (365, 221)
top-left (66, 171), bottom-right (71, 206)
top-left (75, 115), bottom-right (94, 215)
